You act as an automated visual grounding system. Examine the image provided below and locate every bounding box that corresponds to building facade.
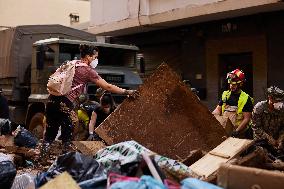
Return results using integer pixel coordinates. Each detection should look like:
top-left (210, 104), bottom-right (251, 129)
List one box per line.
top-left (88, 0), bottom-right (284, 109)
top-left (0, 0), bottom-right (90, 30)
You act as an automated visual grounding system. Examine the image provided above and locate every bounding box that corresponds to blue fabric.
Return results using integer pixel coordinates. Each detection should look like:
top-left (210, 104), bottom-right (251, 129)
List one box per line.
top-left (110, 175), bottom-right (166, 189)
top-left (181, 178), bottom-right (223, 189)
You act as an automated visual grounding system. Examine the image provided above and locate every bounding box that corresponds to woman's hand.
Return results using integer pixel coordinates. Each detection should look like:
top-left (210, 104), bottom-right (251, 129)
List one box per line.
top-left (124, 89), bottom-right (140, 99)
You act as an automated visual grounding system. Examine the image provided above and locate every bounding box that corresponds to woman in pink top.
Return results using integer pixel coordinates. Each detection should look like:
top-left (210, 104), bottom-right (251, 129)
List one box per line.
top-left (40, 44), bottom-right (136, 159)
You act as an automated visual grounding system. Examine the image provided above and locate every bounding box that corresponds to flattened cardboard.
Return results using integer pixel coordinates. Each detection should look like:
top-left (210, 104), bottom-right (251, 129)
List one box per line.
top-left (218, 164), bottom-right (284, 189)
top-left (72, 141), bottom-right (106, 155)
top-left (96, 63), bottom-right (226, 159)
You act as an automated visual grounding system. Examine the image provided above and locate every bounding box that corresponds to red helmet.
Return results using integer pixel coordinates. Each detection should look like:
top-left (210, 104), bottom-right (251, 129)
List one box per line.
top-left (226, 69), bottom-right (245, 84)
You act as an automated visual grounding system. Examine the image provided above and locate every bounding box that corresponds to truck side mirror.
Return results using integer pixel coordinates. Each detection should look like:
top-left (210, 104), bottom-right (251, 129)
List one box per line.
top-left (36, 45), bottom-right (45, 70)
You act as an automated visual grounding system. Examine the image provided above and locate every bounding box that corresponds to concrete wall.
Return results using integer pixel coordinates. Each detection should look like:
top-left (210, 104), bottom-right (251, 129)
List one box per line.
top-left (89, 0), bottom-right (282, 35)
top-left (266, 12), bottom-right (284, 89)
top-left (113, 12), bottom-right (284, 109)
top-left (90, 0), bottom-right (222, 26)
top-left (0, 0), bottom-right (90, 28)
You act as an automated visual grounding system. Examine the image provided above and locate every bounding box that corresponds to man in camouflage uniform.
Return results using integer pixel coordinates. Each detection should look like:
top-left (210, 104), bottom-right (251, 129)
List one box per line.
top-left (252, 86), bottom-right (284, 153)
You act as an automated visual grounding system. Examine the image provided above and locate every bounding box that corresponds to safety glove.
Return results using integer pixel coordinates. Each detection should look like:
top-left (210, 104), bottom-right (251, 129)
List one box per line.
top-left (124, 89), bottom-right (140, 99)
top-left (231, 130), bottom-right (240, 138)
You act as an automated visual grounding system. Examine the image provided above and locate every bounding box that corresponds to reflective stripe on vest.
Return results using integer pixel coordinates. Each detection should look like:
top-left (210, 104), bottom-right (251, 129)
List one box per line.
top-left (221, 90), bottom-right (252, 126)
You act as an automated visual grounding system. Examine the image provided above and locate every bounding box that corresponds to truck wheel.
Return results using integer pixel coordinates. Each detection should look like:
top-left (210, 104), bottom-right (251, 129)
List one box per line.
top-left (28, 113), bottom-right (45, 139)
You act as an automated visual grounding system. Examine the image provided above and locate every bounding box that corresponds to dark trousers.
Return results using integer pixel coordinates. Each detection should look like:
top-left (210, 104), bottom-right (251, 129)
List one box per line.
top-left (44, 95), bottom-right (77, 145)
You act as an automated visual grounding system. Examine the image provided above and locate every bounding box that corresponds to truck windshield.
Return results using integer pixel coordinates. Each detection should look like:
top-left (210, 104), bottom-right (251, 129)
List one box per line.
top-left (59, 43), bottom-right (136, 68)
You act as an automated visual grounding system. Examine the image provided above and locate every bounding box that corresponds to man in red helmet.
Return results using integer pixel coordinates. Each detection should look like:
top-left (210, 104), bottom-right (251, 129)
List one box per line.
top-left (212, 69), bottom-right (254, 138)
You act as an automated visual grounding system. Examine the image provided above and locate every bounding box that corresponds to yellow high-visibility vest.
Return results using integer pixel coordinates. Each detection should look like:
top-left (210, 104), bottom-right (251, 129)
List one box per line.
top-left (77, 109), bottom-right (89, 127)
top-left (221, 90), bottom-right (253, 126)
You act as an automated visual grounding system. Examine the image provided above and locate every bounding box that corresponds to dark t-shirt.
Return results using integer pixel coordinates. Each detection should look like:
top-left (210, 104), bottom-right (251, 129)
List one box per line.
top-left (0, 95), bottom-right (9, 119)
top-left (218, 92), bottom-right (253, 112)
top-left (94, 107), bottom-right (115, 127)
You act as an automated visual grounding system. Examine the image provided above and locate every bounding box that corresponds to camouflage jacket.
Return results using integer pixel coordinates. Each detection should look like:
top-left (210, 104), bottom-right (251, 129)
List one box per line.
top-left (252, 100), bottom-right (284, 145)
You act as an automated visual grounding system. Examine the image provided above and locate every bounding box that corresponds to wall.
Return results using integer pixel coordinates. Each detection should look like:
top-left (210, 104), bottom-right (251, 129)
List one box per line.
top-left (89, 0), bottom-right (282, 35)
top-left (0, 0), bottom-right (90, 27)
top-left (266, 12), bottom-right (284, 89)
top-left (114, 12), bottom-right (284, 109)
top-left (90, 0), bottom-right (222, 26)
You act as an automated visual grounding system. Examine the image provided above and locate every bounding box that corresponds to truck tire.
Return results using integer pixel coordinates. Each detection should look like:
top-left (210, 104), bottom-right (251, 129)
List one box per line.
top-left (28, 113), bottom-right (45, 139)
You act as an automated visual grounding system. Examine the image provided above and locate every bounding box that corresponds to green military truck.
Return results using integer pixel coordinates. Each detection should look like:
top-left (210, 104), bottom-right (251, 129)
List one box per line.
top-left (0, 25), bottom-right (142, 137)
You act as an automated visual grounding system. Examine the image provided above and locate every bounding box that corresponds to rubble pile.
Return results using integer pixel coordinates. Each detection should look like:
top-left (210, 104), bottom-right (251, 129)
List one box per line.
top-left (1, 63), bottom-right (284, 188)
top-left (96, 63), bottom-right (226, 160)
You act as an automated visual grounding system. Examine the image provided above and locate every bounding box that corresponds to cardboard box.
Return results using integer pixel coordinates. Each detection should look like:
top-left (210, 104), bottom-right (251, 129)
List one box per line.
top-left (214, 115), bottom-right (234, 136)
top-left (218, 164), bottom-right (284, 189)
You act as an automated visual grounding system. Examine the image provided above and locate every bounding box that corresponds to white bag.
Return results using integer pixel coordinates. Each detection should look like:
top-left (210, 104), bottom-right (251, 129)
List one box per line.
top-left (47, 60), bottom-right (87, 96)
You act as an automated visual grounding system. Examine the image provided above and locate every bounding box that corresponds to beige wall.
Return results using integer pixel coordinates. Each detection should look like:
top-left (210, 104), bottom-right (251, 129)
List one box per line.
top-left (206, 36), bottom-right (267, 110)
top-left (89, 0), bottom-right (281, 35)
top-left (0, 0), bottom-right (90, 28)
top-left (90, 0), bottom-right (222, 26)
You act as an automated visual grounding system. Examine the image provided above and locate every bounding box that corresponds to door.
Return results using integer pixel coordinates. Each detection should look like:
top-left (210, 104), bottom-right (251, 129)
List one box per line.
top-left (219, 52), bottom-right (253, 97)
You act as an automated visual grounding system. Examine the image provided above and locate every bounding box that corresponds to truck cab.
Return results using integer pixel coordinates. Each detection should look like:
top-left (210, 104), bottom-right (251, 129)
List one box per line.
top-left (26, 38), bottom-right (142, 137)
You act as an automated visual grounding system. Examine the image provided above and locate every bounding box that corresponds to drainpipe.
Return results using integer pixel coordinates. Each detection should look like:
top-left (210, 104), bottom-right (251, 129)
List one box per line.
top-left (137, 0), bottom-right (151, 27)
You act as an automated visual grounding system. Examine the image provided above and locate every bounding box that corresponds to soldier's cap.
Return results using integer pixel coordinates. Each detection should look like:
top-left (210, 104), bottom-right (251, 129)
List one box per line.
top-left (267, 86), bottom-right (284, 101)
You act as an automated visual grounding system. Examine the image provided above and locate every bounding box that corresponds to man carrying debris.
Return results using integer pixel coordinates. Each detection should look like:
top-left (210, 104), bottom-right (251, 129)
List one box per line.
top-left (212, 69), bottom-right (253, 139)
top-left (252, 86), bottom-right (284, 153)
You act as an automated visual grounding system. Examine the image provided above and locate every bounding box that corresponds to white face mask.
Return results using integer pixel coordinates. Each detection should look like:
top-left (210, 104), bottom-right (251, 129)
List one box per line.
top-left (90, 58), bottom-right (98, 68)
top-left (273, 102), bottom-right (284, 110)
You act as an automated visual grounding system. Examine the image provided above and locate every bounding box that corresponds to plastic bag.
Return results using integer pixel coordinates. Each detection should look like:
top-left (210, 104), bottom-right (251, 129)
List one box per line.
top-left (0, 118), bottom-right (11, 135)
top-left (11, 173), bottom-right (35, 189)
top-left (0, 152), bottom-right (13, 162)
top-left (0, 161), bottom-right (17, 189)
top-left (14, 126), bottom-right (38, 148)
top-left (35, 152), bottom-right (106, 187)
top-left (181, 178), bottom-right (224, 189)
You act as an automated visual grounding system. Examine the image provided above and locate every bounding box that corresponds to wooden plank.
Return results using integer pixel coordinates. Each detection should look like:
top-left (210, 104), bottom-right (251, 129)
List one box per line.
top-left (40, 172), bottom-right (80, 189)
top-left (189, 137), bottom-right (253, 179)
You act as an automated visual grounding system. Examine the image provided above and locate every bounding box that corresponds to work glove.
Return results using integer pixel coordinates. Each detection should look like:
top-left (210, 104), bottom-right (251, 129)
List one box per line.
top-left (124, 89), bottom-right (140, 99)
top-left (231, 130), bottom-right (240, 138)
top-left (87, 133), bottom-right (101, 141)
top-left (273, 102), bottom-right (284, 110)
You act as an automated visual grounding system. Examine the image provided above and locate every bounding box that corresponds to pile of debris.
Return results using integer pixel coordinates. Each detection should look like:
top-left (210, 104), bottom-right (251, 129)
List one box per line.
top-left (1, 63), bottom-right (284, 189)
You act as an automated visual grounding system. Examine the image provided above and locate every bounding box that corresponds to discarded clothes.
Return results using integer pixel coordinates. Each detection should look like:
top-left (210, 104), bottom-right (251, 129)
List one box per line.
top-left (95, 141), bottom-right (192, 176)
top-left (110, 175), bottom-right (167, 189)
top-left (181, 178), bottom-right (223, 189)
